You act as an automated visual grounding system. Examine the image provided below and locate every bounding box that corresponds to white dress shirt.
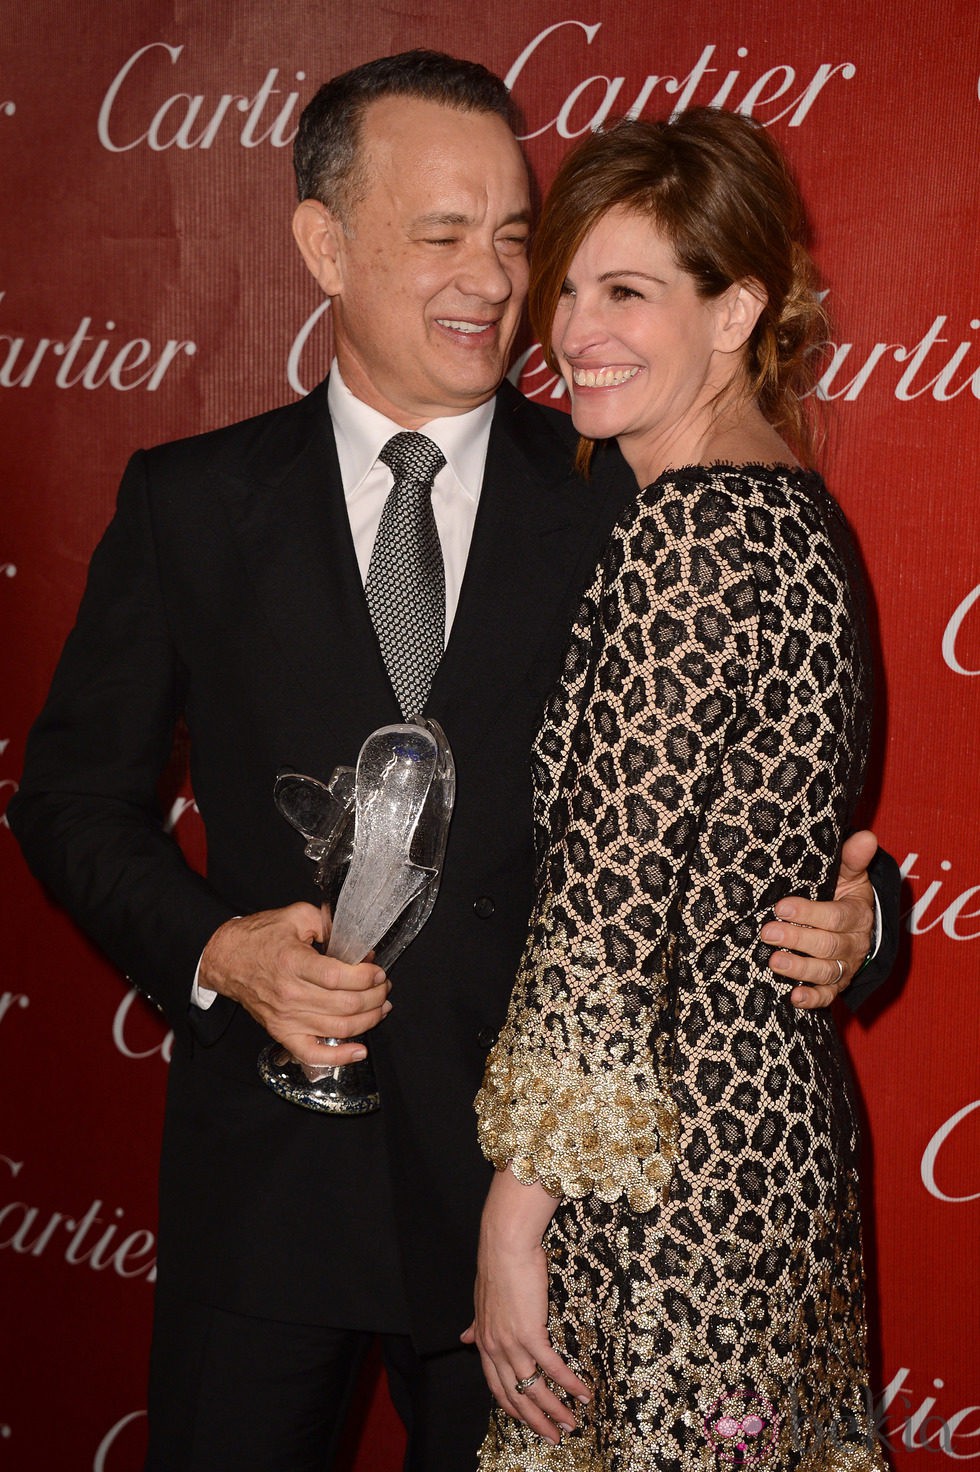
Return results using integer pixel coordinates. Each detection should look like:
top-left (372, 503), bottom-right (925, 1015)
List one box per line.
top-left (192, 362), bottom-right (495, 1008)
top-left (329, 360), bottom-right (494, 641)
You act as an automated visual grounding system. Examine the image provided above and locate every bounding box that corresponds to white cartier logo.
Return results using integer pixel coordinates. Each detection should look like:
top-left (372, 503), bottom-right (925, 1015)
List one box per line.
top-left (96, 30), bottom-right (857, 155)
top-left (509, 344), bottom-right (567, 402)
top-left (900, 854), bottom-right (980, 941)
top-left (816, 315), bottom-right (980, 403)
top-left (0, 1156), bottom-right (156, 1280)
top-left (504, 21), bottom-right (855, 138)
top-left (112, 986), bottom-right (173, 1064)
top-left (93, 1411), bottom-right (147, 1472)
top-left (877, 1369), bottom-right (980, 1458)
top-left (0, 294), bottom-right (196, 392)
top-left (0, 729), bottom-right (16, 830)
top-left (942, 585), bottom-right (980, 676)
top-left (920, 1101), bottom-right (980, 1204)
top-left (108, 792), bottom-right (196, 1063)
top-left (0, 990), bottom-right (29, 1030)
top-left (287, 298), bottom-right (332, 397)
top-left (97, 42), bottom-right (305, 152)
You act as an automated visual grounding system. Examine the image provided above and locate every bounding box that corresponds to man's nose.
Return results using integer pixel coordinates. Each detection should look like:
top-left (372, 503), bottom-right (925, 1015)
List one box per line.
top-left (457, 239), bottom-right (519, 303)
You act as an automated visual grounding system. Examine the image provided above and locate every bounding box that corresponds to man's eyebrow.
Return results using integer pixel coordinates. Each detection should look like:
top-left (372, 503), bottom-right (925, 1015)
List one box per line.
top-left (411, 210), bottom-right (532, 229)
top-left (413, 212), bottom-right (470, 227)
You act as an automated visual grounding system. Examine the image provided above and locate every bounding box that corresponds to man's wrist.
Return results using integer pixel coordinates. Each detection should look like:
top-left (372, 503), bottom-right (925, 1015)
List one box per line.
top-left (191, 917), bottom-right (241, 1010)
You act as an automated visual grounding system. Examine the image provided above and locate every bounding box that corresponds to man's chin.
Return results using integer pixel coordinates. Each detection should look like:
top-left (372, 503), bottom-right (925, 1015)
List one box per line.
top-left (434, 372), bottom-right (507, 411)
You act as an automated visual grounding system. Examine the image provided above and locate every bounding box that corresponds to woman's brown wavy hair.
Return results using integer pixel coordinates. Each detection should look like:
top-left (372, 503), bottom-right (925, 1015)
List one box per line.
top-left (528, 109), bottom-right (830, 472)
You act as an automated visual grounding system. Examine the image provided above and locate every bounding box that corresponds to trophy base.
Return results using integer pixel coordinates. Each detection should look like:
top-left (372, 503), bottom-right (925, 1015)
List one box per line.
top-left (258, 1044), bottom-right (381, 1114)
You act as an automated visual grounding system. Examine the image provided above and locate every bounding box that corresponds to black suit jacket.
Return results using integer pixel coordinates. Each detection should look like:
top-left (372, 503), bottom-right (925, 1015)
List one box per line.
top-left (9, 379), bottom-right (898, 1353)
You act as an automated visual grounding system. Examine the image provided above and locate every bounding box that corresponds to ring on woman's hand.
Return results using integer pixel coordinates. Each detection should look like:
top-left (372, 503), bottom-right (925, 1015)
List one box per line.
top-left (515, 1366), bottom-right (544, 1394)
top-left (833, 959), bottom-right (845, 983)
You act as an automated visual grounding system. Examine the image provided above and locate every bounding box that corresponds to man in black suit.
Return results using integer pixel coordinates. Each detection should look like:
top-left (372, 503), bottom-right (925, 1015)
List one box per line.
top-left (10, 51), bottom-right (898, 1472)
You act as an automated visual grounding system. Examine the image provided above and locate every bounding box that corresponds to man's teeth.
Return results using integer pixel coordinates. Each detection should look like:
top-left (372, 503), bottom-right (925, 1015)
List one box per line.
top-left (572, 366), bottom-right (639, 387)
top-left (438, 319), bottom-right (490, 334)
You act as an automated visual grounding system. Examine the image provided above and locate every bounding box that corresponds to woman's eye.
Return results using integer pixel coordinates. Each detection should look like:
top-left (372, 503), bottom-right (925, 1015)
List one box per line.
top-left (611, 284), bottom-right (642, 301)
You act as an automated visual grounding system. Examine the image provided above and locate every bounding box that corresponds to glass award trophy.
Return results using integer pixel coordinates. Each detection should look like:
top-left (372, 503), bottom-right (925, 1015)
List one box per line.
top-left (258, 718), bottom-right (455, 1114)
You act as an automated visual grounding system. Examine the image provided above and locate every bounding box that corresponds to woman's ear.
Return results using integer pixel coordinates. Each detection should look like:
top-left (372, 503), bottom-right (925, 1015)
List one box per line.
top-left (292, 199), bottom-right (346, 297)
top-left (714, 279), bottom-right (767, 354)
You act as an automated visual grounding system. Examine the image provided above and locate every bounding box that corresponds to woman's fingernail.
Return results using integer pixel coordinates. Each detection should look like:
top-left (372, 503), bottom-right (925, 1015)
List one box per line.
top-left (381, 1000), bottom-right (393, 1018)
top-left (351, 1047), bottom-right (367, 1061)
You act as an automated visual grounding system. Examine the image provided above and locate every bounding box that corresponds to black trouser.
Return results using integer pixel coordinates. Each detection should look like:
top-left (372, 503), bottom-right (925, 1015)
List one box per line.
top-left (145, 1293), bottom-right (492, 1471)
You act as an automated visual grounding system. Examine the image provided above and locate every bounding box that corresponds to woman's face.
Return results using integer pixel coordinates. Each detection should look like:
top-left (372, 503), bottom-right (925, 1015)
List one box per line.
top-left (550, 206), bottom-right (741, 480)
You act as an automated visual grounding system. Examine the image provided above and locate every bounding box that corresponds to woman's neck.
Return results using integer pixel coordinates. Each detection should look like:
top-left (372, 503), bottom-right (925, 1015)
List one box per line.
top-left (622, 395), bottom-right (799, 488)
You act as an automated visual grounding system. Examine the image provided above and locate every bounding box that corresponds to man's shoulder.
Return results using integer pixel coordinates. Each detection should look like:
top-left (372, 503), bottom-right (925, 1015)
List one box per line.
top-left (492, 378), bottom-right (578, 455)
top-left (138, 380), bottom-right (330, 484)
top-left (492, 382), bottom-right (636, 516)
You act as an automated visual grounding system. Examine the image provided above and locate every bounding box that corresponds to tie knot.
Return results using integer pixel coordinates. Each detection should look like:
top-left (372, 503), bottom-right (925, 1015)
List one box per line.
top-left (378, 432), bottom-right (446, 488)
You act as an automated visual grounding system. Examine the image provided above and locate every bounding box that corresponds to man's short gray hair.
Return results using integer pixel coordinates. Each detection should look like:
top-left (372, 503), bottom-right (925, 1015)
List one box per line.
top-left (293, 50), bottom-right (519, 226)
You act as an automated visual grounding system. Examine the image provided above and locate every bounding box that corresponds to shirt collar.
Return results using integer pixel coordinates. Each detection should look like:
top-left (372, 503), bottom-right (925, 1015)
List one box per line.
top-left (327, 359), bottom-right (494, 503)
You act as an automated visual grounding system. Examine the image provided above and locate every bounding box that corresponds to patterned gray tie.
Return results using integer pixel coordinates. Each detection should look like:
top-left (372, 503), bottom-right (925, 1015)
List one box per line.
top-left (366, 432), bottom-right (447, 719)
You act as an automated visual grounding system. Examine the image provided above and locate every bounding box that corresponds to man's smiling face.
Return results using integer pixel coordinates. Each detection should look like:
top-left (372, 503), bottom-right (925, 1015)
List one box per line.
top-left (315, 95), bottom-right (531, 428)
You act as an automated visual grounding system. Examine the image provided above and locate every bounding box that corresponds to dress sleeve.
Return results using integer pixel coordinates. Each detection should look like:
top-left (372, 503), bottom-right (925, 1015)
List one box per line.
top-left (475, 471), bottom-right (868, 1211)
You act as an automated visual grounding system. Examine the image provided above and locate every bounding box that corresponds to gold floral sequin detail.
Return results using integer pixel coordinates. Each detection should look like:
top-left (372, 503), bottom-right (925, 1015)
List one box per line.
top-left (476, 907), bottom-right (679, 1211)
top-left (475, 467), bottom-right (883, 1471)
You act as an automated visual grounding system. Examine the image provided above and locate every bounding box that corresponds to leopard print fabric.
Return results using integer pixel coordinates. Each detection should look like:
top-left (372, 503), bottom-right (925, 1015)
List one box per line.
top-left (475, 465), bottom-right (885, 1471)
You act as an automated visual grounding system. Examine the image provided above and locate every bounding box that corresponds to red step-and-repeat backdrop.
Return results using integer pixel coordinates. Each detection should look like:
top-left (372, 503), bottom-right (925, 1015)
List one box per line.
top-left (2, 3), bottom-right (978, 1468)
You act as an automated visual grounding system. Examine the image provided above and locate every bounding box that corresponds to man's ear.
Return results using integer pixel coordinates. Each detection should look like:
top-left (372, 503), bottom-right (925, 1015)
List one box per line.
top-left (292, 199), bottom-right (346, 297)
top-left (714, 279), bottom-right (767, 354)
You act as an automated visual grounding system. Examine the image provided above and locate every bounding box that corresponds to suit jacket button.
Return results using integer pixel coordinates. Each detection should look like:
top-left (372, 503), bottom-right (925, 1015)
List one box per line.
top-left (477, 1027), bottom-right (497, 1048)
top-left (473, 896), bottom-right (495, 918)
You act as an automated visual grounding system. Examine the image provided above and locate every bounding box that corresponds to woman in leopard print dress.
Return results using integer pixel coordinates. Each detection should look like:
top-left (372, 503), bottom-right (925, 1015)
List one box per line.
top-left (467, 112), bottom-right (886, 1471)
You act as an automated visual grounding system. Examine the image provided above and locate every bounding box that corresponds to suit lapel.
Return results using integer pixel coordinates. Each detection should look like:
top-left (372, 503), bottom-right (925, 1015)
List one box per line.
top-left (211, 380), bottom-right (401, 746)
top-left (428, 383), bottom-right (615, 736)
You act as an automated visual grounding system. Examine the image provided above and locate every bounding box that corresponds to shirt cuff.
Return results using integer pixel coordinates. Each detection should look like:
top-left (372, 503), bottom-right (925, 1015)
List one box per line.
top-left (191, 953), bottom-right (218, 1010)
top-left (870, 889), bottom-right (883, 960)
